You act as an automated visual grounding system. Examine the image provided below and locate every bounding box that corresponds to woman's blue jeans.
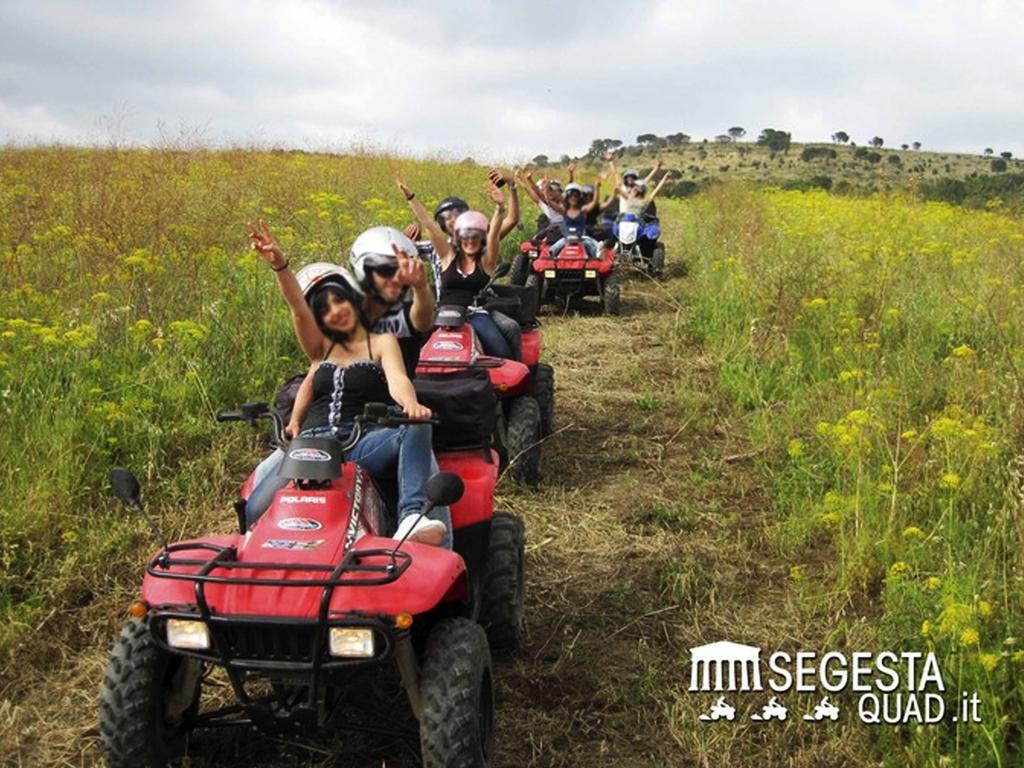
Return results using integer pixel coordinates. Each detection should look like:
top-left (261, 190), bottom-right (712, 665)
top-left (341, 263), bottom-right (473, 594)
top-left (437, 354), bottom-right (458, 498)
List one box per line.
top-left (549, 236), bottom-right (598, 258)
top-left (467, 311), bottom-right (513, 359)
top-left (245, 423), bottom-right (452, 548)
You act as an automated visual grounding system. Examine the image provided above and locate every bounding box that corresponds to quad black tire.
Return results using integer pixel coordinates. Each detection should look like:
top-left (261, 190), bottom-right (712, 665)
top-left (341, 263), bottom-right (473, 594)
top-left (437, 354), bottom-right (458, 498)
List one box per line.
top-left (602, 264), bottom-right (621, 315)
top-left (419, 618), bottom-right (495, 768)
top-left (650, 244), bottom-right (665, 278)
top-left (505, 396), bottom-right (541, 486)
top-left (509, 251), bottom-right (530, 286)
top-left (99, 618), bottom-right (202, 768)
top-left (479, 513), bottom-right (526, 652)
top-left (530, 363), bottom-right (555, 438)
top-left (525, 272), bottom-right (544, 305)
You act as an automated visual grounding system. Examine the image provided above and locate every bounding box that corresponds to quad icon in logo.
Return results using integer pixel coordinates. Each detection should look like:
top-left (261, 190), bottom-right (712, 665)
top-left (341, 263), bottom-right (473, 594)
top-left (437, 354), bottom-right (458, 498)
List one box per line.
top-left (750, 696), bottom-right (788, 722)
top-left (803, 696), bottom-right (840, 721)
top-left (698, 697), bottom-right (736, 722)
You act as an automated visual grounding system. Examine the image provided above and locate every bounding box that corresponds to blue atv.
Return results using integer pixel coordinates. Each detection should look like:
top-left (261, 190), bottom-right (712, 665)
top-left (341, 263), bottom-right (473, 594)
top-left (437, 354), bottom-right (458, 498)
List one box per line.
top-left (612, 213), bottom-right (665, 277)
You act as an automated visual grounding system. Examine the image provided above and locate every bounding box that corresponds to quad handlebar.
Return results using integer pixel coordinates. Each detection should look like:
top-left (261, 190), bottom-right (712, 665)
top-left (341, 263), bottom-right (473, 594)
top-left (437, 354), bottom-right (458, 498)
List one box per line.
top-left (216, 402), bottom-right (438, 451)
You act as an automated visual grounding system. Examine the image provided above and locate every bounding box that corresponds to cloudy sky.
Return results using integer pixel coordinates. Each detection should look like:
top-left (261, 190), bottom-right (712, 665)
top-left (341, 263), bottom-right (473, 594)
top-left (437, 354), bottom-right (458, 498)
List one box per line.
top-left (2, 0), bottom-right (1022, 160)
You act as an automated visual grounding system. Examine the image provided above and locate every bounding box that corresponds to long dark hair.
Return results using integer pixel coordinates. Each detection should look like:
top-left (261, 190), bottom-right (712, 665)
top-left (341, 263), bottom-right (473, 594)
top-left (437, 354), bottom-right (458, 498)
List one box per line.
top-left (309, 284), bottom-right (368, 344)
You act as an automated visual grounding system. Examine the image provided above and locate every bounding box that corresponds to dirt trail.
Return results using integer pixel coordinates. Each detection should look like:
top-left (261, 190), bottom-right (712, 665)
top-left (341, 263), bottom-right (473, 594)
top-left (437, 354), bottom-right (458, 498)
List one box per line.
top-left (3, 258), bottom-right (874, 767)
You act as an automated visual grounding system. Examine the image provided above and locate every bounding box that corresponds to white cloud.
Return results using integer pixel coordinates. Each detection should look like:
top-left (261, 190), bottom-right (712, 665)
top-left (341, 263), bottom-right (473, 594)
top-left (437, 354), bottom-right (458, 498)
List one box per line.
top-left (0, 0), bottom-right (1022, 157)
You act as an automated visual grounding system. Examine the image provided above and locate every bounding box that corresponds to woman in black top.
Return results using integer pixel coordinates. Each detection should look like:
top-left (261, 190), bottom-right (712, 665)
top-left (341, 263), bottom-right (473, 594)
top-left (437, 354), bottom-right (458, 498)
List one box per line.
top-left (395, 174), bottom-right (514, 359)
top-left (244, 221), bottom-right (450, 547)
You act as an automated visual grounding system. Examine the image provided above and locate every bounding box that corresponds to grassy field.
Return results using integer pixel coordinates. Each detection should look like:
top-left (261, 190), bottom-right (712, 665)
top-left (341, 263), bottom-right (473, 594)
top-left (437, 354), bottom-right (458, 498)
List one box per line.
top-left (1, 147), bottom-right (1022, 766)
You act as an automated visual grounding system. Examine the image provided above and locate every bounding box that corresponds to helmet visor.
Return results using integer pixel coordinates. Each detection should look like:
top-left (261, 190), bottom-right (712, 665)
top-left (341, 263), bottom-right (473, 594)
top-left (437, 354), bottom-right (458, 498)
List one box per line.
top-left (457, 228), bottom-right (486, 242)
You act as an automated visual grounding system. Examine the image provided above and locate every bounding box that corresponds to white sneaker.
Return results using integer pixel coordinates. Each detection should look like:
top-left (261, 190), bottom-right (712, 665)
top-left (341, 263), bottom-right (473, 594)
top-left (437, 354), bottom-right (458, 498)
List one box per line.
top-left (393, 515), bottom-right (446, 546)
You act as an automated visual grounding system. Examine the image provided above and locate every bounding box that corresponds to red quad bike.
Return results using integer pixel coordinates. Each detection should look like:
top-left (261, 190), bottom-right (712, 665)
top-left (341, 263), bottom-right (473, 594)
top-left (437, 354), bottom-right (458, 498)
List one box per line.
top-left (415, 262), bottom-right (554, 486)
top-left (99, 402), bottom-right (525, 768)
top-left (519, 225), bottom-right (620, 315)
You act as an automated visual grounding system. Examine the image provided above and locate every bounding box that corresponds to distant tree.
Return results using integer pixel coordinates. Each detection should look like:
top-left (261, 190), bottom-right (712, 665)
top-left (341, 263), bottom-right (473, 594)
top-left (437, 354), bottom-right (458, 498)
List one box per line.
top-left (853, 147), bottom-right (869, 159)
top-left (1001, 151), bottom-right (1013, 160)
top-left (888, 154), bottom-right (902, 165)
top-left (532, 154), bottom-right (549, 166)
top-left (727, 126), bottom-right (746, 140)
top-left (831, 131), bottom-right (850, 144)
top-left (607, 139), bottom-right (623, 150)
top-left (757, 128), bottom-right (792, 154)
top-left (665, 132), bottom-right (691, 146)
top-left (715, 134), bottom-right (733, 144)
top-left (991, 158), bottom-right (1008, 172)
top-left (984, 148), bottom-right (994, 156)
top-left (912, 141), bottom-right (922, 150)
top-left (901, 144), bottom-right (909, 151)
top-left (867, 152), bottom-right (882, 164)
top-left (637, 133), bottom-right (659, 145)
top-left (559, 154), bottom-right (571, 165)
top-left (869, 136), bottom-right (884, 148)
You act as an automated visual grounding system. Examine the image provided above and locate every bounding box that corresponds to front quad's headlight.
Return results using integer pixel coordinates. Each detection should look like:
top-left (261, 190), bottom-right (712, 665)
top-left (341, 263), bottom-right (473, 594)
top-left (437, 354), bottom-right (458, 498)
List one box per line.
top-left (166, 619), bottom-right (210, 650)
top-left (584, 269), bottom-right (597, 278)
top-left (543, 269), bottom-right (556, 278)
top-left (329, 627), bottom-right (375, 658)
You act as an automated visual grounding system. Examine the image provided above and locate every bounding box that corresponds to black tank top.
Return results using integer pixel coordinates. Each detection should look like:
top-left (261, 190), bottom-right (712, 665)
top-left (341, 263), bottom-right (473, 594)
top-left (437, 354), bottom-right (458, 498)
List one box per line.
top-left (302, 359), bottom-right (393, 432)
top-left (439, 257), bottom-right (489, 307)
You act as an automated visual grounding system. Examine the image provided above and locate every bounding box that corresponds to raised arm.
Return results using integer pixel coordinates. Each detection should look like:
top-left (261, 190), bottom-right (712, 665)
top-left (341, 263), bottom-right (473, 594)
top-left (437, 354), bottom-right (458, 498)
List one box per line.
top-left (376, 333), bottom-right (430, 419)
top-left (516, 167), bottom-right (544, 205)
top-left (648, 171), bottom-right (673, 202)
top-left (599, 179), bottom-right (622, 212)
top-left (394, 243), bottom-right (435, 334)
top-left (247, 219), bottom-right (325, 361)
top-left (583, 175), bottom-right (604, 214)
top-left (643, 158), bottom-right (664, 185)
top-left (483, 184), bottom-right (505, 274)
top-left (395, 173), bottom-right (453, 263)
top-left (490, 168), bottom-right (520, 239)
top-left (566, 159), bottom-right (577, 183)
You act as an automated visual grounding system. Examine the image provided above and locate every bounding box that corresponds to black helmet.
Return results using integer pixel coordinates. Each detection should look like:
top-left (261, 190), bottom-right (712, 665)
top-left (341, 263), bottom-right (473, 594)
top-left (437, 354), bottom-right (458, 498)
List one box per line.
top-left (433, 196), bottom-right (469, 228)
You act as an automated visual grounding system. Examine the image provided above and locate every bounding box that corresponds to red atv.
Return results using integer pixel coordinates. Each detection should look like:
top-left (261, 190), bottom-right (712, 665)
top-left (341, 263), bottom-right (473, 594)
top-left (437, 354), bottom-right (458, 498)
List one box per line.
top-left (99, 402), bottom-right (525, 768)
top-left (416, 263), bottom-right (554, 486)
top-left (515, 226), bottom-right (620, 315)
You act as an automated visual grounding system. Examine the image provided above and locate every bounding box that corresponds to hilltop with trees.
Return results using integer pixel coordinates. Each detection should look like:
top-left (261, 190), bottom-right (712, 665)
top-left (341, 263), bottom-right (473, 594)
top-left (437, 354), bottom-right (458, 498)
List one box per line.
top-left (531, 127), bottom-right (1024, 207)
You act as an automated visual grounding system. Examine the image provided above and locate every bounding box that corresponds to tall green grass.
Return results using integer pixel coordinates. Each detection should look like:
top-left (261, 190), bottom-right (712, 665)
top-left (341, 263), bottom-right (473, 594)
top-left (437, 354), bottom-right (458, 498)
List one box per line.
top-left (0, 147), bottom-right (512, 649)
top-left (678, 185), bottom-right (1024, 766)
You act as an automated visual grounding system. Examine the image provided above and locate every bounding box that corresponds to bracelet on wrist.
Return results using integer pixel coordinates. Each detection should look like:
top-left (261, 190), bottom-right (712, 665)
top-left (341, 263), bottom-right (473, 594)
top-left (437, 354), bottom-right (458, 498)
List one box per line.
top-left (271, 259), bottom-right (290, 272)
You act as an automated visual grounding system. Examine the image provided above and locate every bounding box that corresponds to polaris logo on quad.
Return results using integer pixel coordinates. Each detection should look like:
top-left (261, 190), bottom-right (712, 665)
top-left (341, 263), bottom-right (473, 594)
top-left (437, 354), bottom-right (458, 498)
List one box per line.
top-left (278, 517), bottom-right (323, 531)
top-left (288, 448), bottom-right (332, 462)
top-left (432, 340), bottom-right (464, 351)
top-left (279, 495), bottom-right (326, 505)
top-left (688, 640), bottom-right (981, 726)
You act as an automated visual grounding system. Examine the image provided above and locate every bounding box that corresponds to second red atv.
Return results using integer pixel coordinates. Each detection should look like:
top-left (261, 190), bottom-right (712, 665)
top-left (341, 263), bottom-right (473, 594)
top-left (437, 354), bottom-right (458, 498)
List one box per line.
top-left (99, 401), bottom-right (525, 768)
top-left (415, 262), bottom-right (554, 486)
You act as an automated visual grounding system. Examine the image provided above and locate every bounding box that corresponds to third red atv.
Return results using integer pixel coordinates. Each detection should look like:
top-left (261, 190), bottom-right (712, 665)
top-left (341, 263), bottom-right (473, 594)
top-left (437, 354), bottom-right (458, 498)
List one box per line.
top-left (520, 225), bottom-right (620, 315)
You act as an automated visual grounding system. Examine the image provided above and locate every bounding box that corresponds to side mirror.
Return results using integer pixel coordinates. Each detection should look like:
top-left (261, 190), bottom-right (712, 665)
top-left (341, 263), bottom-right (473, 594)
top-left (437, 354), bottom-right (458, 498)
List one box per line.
top-left (425, 472), bottom-right (464, 508)
top-left (110, 467), bottom-right (142, 508)
top-left (493, 261), bottom-right (511, 279)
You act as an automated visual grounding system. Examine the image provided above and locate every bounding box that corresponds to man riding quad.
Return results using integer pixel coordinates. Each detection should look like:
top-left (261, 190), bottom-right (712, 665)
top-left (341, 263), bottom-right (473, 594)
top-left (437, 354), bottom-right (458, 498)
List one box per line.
top-left (349, 225), bottom-right (436, 377)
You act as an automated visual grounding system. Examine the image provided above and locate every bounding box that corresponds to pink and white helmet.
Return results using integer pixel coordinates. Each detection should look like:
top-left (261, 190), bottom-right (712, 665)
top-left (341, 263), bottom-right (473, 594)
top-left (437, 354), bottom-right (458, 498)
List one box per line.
top-left (453, 210), bottom-right (489, 239)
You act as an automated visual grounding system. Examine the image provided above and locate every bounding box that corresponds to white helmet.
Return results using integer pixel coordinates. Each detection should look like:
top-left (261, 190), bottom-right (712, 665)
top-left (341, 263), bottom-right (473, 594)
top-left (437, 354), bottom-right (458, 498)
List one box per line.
top-left (294, 262), bottom-right (362, 304)
top-left (349, 226), bottom-right (418, 294)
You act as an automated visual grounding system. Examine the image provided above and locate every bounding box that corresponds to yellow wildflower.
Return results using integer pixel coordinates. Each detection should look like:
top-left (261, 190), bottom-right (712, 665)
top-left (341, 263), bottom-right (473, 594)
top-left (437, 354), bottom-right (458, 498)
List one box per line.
top-left (978, 653), bottom-right (1000, 672)
top-left (902, 526), bottom-right (925, 539)
top-left (960, 628), bottom-right (980, 648)
top-left (940, 473), bottom-right (961, 490)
